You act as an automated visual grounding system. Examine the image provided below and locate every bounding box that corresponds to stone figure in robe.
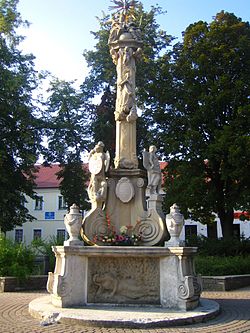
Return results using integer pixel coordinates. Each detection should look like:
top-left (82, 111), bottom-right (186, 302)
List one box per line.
top-left (114, 46), bottom-right (137, 122)
top-left (108, 11), bottom-right (142, 123)
top-left (143, 145), bottom-right (162, 195)
top-left (88, 141), bottom-right (110, 207)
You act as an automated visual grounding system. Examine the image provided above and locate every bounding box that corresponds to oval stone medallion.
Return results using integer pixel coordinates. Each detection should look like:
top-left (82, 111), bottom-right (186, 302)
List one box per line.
top-left (115, 177), bottom-right (135, 203)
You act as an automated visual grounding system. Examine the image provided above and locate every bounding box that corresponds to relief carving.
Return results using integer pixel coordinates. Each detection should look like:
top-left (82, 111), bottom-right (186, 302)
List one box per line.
top-left (93, 272), bottom-right (151, 299)
top-left (88, 257), bottom-right (160, 304)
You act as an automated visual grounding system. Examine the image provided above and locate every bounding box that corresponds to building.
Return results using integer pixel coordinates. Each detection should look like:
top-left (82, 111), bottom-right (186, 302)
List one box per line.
top-left (7, 165), bottom-right (69, 244)
top-left (6, 164), bottom-right (250, 244)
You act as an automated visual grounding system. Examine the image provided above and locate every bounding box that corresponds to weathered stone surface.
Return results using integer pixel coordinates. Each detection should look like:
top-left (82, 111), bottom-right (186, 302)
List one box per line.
top-left (115, 177), bottom-right (135, 203)
top-left (165, 204), bottom-right (184, 247)
top-left (88, 257), bottom-right (159, 304)
top-left (83, 168), bottom-right (168, 246)
top-left (64, 204), bottom-right (83, 246)
top-left (47, 246), bottom-right (201, 310)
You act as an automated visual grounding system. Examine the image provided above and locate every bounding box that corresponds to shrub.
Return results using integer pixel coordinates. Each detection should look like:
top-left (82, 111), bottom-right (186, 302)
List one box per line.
top-left (31, 236), bottom-right (64, 272)
top-left (186, 235), bottom-right (250, 256)
top-left (0, 236), bottom-right (35, 280)
top-left (195, 255), bottom-right (250, 276)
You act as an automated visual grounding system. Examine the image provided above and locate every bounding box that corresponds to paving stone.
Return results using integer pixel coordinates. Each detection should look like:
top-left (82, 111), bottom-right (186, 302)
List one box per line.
top-left (0, 287), bottom-right (250, 332)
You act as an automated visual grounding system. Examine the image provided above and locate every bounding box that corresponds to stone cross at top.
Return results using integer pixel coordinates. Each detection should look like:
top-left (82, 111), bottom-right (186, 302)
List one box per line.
top-left (109, 0), bottom-right (142, 169)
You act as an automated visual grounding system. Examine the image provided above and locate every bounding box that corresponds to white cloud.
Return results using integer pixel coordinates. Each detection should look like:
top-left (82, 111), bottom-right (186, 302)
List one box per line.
top-left (18, 26), bottom-right (88, 83)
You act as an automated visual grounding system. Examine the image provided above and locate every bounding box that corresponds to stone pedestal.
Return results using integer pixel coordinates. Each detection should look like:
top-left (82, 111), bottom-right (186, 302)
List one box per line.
top-left (47, 246), bottom-right (202, 310)
top-left (82, 169), bottom-right (168, 246)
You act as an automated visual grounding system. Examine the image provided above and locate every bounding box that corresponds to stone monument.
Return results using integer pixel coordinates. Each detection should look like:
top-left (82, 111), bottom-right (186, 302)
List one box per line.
top-left (82, 3), bottom-right (168, 247)
top-left (37, 0), bottom-right (206, 320)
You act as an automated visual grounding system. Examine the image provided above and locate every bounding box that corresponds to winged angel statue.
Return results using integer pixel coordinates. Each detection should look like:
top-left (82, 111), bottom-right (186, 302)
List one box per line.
top-left (143, 146), bottom-right (162, 195)
top-left (88, 141), bottom-right (110, 207)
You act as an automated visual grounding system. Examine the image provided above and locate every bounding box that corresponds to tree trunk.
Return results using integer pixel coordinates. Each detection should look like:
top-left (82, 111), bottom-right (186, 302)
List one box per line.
top-left (207, 222), bottom-right (218, 239)
top-left (218, 208), bottom-right (234, 240)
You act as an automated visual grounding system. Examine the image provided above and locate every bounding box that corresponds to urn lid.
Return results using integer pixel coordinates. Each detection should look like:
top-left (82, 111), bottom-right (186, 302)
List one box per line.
top-left (69, 203), bottom-right (80, 215)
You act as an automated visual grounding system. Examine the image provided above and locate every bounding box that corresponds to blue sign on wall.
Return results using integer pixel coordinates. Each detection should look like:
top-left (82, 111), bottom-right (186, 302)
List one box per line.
top-left (45, 212), bottom-right (55, 220)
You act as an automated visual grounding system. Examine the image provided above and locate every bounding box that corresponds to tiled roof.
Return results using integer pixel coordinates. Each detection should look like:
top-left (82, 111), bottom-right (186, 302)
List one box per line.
top-left (34, 164), bottom-right (62, 188)
top-left (34, 162), bottom-right (168, 188)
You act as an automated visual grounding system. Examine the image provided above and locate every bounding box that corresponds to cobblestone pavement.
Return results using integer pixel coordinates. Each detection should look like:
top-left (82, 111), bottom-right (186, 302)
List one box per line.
top-left (0, 287), bottom-right (250, 333)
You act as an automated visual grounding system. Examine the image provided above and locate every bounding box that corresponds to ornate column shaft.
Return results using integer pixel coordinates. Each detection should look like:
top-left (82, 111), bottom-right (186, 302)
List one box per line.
top-left (109, 20), bottom-right (142, 169)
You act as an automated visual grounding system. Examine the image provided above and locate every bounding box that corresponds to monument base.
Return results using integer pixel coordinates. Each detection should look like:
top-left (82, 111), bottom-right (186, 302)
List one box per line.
top-left (46, 246), bottom-right (202, 311)
top-left (29, 296), bottom-right (219, 328)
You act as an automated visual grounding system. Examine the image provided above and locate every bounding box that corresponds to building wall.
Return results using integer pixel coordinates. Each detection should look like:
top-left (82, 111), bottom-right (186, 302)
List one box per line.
top-left (6, 187), bottom-right (250, 244)
top-left (6, 188), bottom-right (68, 244)
top-left (182, 218), bottom-right (250, 240)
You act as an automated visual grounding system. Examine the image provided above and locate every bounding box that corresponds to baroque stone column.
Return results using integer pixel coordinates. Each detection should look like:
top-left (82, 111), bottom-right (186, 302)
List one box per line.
top-left (109, 20), bottom-right (142, 169)
top-left (81, 9), bottom-right (168, 246)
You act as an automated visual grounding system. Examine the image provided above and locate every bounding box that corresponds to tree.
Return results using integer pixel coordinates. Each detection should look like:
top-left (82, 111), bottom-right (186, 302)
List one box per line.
top-left (44, 78), bottom-right (90, 211)
top-left (81, 2), bottom-right (173, 158)
top-left (0, 0), bottom-right (42, 232)
top-left (149, 12), bottom-right (250, 239)
top-left (90, 86), bottom-right (116, 161)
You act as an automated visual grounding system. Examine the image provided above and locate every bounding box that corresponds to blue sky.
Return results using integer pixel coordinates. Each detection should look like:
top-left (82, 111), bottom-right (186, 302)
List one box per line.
top-left (17, 0), bottom-right (250, 83)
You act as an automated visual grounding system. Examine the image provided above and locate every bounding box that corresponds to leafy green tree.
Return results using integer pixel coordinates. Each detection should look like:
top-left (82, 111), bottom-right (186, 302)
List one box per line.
top-left (149, 12), bottom-right (250, 239)
top-left (90, 86), bottom-right (116, 161)
top-left (81, 2), bottom-right (173, 158)
top-left (0, 0), bottom-right (42, 232)
top-left (44, 78), bottom-right (90, 211)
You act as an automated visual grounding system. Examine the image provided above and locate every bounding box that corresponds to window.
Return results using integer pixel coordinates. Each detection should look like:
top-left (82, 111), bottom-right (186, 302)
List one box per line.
top-left (233, 224), bottom-right (240, 240)
top-left (35, 196), bottom-right (43, 210)
top-left (15, 229), bottom-right (23, 243)
top-left (58, 196), bottom-right (67, 210)
top-left (185, 225), bottom-right (197, 239)
top-left (207, 222), bottom-right (218, 239)
top-left (57, 229), bottom-right (66, 242)
top-left (33, 229), bottom-right (42, 240)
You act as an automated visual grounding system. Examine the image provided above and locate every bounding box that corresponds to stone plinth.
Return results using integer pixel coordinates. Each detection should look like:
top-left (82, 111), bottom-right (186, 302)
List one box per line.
top-left (47, 246), bottom-right (202, 310)
top-left (82, 169), bottom-right (168, 246)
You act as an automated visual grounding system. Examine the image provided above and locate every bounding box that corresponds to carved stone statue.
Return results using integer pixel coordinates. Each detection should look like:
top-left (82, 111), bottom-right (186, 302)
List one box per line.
top-left (88, 141), bottom-right (110, 208)
top-left (108, 8), bottom-right (142, 169)
top-left (108, 16), bottom-right (122, 45)
top-left (143, 146), bottom-right (162, 195)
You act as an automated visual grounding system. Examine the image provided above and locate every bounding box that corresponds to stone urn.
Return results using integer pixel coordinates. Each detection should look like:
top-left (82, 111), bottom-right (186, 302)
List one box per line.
top-left (165, 204), bottom-right (184, 247)
top-left (64, 204), bottom-right (83, 246)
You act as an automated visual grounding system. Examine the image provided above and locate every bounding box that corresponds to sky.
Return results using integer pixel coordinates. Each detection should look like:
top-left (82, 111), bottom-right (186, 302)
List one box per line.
top-left (17, 0), bottom-right (250, 85)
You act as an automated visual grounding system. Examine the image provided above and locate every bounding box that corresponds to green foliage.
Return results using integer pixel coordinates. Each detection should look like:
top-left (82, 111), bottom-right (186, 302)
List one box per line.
top-left (44, 78), bottom-right (89, 163)
top-left (90, 86), bottom-right (116, 160)
top-left (195, 256), bottom-right (250, 276)
top-left (186, 235), bottom-right (250, 256)
top-left (0, 0), bottom-right (42, 232)
top-left (188, 236), bottom-right (250, 275)
top-left (56, 162), bottom-right (90, 211)
top-left (81, 2), bottom-right (172, 156)
top-left (32, 236), bottom-right (64, 273)
top-left (153, 11), bottom-right (250, 239)
top-left (43, 78), bottom-right (90, 211)
top-left (0, 236), bottom-right (35, 280)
